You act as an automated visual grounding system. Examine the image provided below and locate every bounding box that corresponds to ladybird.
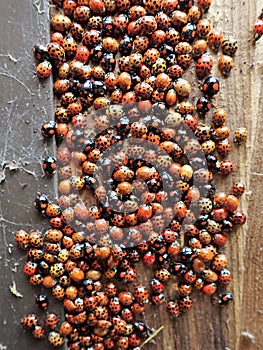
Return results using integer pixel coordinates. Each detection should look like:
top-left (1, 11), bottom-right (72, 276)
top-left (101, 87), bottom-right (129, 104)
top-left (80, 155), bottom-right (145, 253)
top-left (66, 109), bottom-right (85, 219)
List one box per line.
top-left (207, 29), bottom-right (223, 51)
top-left (32, 325), bottom-right (46, 339)
top-left (35, 294), bottom-right (48, 309)
top-left (29, 231), bottom-right (44, 248)
top-left (202, 76), bottom-right (220, 97)
top-left (102, 36), bottom-right (119, 53)
top-left (15, 229), bottom-right (29, 249)
top-left (101, 15), bottom-right (113, 36)
top-left (222, 37), bottom-right (238, 56)
top-left (45, 313), bottom-right (59, 329)
top-left (196, 0), bottom-right (211, 12)
top-left (33, 43), bottom-right (50, 61)
top-left (218, 55), bottom-right (234, 76)
top-left (174, 78), bottom-right (191, 96)
top-left (176, 53), bottom-right (192, 69)
top-left (166, 300), bottom-right (180, 317)
top-left (213, 193), bottom-right (227, 208)
top-left (201, 140), bottom-right (216, 155)
top-left (194, 123), bottom-right (212, 142)
top-left (225, 194), bottom-right (239, 212)
top-left (51, 13), bottom-right (71, 32)
top-left (219, 160), bottom-right (234, 175)
top-left (151, 29), bottom-right (166, 47)
top-left (118, 35), bottom-right (133, 56)
top-left (179, 283), bottom-right (193, 296)
top-left (212, 253), bottom-right (228, 271)
top-left (212, 108), bottom-right (228, 126)
top-left (192, 39), bottom-right (207, 59)
top-left (196, 96), bottom-right (211, 116)
top-left (45, 203), bottom-right (62, 218)
top-left (43, 156), bottom-right (57, 175)
top-left (254, 18), bottom-right (263, 40)
top-left (155, 11), bottom-right (171, 31)
top-left (21, 313), bottom-right (39, 329)
top-left (154, 268), bottom-right (170, 282)
top-left (36, 60), bottom-right (52, 79)
top-left (48, 331), bottom-right (65, 347)
top-left (232, 182), bottom-right (245, 197)
top-left (151, 293), bottom-right (166, 305)
top-left (41, 121), bottom-right (57, 138)
top-left (196, 53), bottom-right (213, 78)
top-left (179, 296), bottom-right (193, 312)
top-left (113, 13), bottom-right (129, 35)
top-left (89, 0), bottom-right (105, 14)
top-left (218, 268), bottom-right (232, 286)
top-left (233, 127), bottom-right (248, 144)
top-left (47, 42), bottom-right (65, 63)
top-left (212, 233), bottom-right (227, 246)
top-left (218, 293), bottom-right (233, 306)
top-left (150, 278), bottom-right (165, 295)
top-left (181, 23), bottom-right (197, 43)
top-left (140, 15), bottom-right (158, 35)
top-left (23, 260), bottom-right (38, 276)
top-left (201, 282), bottom-right (217, 295)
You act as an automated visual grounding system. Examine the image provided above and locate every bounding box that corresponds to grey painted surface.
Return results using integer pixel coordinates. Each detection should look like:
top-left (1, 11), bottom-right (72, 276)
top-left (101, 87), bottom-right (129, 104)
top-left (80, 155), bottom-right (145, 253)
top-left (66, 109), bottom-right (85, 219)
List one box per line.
top-left (0, 1), bottom-right (64, 348)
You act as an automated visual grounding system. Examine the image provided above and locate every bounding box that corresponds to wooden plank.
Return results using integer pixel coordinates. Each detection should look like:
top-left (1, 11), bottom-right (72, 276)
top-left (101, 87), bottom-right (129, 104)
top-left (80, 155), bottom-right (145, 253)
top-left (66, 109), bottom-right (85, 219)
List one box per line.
top-left (0, 0), bottom-right (262, 349)
top-left (140, 1), bottom-right (263, 349)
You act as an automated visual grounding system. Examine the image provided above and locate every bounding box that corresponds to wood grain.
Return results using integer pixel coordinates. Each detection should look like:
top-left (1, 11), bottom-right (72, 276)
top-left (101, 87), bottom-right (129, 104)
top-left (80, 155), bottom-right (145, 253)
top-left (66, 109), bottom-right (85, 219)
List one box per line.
top-left (139, 1), bottom-right (263, 349)
top-left (0, 0), bottom-right (262, 349)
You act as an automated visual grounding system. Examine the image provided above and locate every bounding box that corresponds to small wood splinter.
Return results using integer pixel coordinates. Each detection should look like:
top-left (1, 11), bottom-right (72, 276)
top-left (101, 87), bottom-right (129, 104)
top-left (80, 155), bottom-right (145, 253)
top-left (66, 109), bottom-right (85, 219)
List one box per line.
top-left (140, 325), bottom-right (164, 349)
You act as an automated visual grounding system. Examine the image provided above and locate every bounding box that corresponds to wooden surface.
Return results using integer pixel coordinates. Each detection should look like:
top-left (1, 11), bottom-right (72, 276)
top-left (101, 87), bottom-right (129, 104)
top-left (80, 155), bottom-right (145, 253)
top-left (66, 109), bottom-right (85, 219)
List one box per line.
top-left (0, 0), bottom-right (262, 349)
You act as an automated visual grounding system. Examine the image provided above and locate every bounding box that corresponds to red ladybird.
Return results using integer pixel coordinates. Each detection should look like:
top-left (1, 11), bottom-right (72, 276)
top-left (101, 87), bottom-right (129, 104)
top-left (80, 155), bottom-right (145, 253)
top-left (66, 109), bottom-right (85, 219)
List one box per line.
top-left (202, 282), bottom-right (217, 295)
top-left (166, 300), bottom-right (180, 317)
top-left (232, 182), bottom-right (245, 197)
top-left (21, 313), bottom-right (39, 329)
top-left (196, 0), bottom-right (211, 12)
top-left (151, 293), bottom-right (166, 305)
top-left (150, 278), bottom-right (165, 295)
top-left (179, 296), bottom-right (193, 312)
top-left (45, 313), bottom-right (59, 329)
top-left (89, 0), bottom-right (105, 14)
top-left (134, 284), bottom-right (149, 304)
top-left (15, 230), bottom-right (29, 249)
top-left (218, 268), bottom-right (232, 286)
top-left (36, 61), bottom-right (52, 79)
top-left (219, 160), bottom-right (234, 175)
top-left (23, 261), bottom-right (38, 276)
top-left (142, 250), bottom-right (156, 267)
top-left (254, 18), bottom-right (263, 40)
top-left (32, 325), bottom-right (46, 339)
top-left (207, 29), bottom-right (223, 51)
top-left (196, 53), bottom-right (213, 78)
top-left (231, 210), bottom-right (246, 225)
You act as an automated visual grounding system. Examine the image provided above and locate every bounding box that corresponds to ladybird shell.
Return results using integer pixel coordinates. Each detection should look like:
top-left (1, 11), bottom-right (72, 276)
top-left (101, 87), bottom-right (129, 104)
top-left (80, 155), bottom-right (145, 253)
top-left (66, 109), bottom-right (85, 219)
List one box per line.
top-left (174, 78), bottom-right (191, 96)
top-left (51, 14), bottom-right (72, 32)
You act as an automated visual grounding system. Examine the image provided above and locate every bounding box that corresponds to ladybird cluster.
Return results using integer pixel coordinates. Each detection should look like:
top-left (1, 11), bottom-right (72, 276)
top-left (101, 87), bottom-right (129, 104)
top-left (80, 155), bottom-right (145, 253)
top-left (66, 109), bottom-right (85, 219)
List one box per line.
top-left (16, 0), bottom-right (248, 349)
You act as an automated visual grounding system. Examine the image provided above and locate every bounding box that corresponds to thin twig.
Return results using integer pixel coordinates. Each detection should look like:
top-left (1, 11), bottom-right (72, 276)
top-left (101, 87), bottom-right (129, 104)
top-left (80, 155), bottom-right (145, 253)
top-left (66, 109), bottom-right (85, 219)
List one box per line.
top-left (140, 325), bottom-right (164, 349)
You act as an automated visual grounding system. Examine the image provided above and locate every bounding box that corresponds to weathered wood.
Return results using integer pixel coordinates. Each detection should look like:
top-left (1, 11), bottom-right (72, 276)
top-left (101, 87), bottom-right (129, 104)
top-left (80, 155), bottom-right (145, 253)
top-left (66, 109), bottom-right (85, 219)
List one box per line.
top-left (0, 0), bottom-right (262, 349)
